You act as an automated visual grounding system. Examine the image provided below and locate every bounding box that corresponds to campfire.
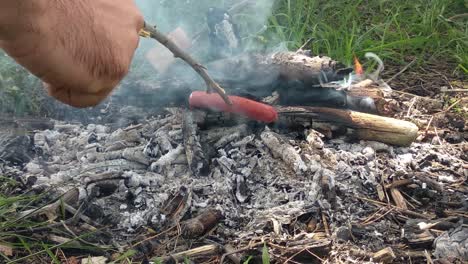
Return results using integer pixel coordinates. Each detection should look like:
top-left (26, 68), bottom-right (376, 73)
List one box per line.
top-left (0, 3), bottom-right (466, 264)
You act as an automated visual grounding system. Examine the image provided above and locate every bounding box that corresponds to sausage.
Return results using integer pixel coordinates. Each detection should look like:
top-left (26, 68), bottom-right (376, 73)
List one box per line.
top-left (189, 91), bottom-right (278, 123)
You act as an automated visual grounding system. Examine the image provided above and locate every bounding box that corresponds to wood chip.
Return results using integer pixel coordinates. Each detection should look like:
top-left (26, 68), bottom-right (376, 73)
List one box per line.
top-left (372, 247), bottom-right (396, 263)
top-left (390, 188), bottom-right (408, 209)
top-left (81, 256), bottom-right (107, 264)
top-left (0, 243), bottom-right (13, 257)
top-left (377, 184), bottom-right (386, 201)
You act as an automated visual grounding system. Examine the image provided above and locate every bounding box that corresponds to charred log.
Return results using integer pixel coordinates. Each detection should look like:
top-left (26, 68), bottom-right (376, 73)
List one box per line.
top-left (200, 106), bottom-right (418, 146)
top-left (182, 110), bottom-right (209, 176)
top-left (181, 209), bottom-right (223, 239)
top-left (277, 106), bottom-right (418, 146)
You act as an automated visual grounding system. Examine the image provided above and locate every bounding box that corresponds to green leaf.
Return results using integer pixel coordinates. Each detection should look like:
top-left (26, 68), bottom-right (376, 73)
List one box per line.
top-left (243, 256), bottom-right (253, 264)
top-left (262, 243), bottom-right (270, 264)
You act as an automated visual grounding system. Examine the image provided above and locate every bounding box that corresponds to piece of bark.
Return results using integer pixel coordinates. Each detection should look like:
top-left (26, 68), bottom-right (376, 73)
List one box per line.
top-left (181, 209), bottom-right (223, 239)
top-left (407, 230), bottom-right (435, 249)
top-left (390, 188), bottom-right (408, 209)
top-left (372, 247), bottom-right (396, 263)
top-left (121, 146), bottom-right (150, 165)
top-left (182, 110), bottom-right (209, 176)
top-left (349, 246), bottom-right (396, 263)
top-left (277, 106), bottom-right (419, 147)
top-left (69, 159), bottom-right (147, 179)
top-left (377, 184), bottom-right (386, 201)
top-left (160, 186), bottom-right (192, 224)
top-left (345, 84), bottom-right (396, 115)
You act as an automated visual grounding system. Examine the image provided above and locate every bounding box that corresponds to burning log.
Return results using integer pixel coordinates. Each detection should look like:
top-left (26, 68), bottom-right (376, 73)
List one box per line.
top-left (199, 106), bottom-right (418, 146)
top-left (277, 106), bottom-right (418, 146)
top-left (206, 51), bottom-right (351, 88)
top-left (267, 51), bottom-right (352, 84)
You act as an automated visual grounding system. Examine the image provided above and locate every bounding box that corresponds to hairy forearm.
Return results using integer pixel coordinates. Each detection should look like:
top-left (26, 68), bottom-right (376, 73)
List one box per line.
top-left (0, 0), bottom-right (143, 108)
top-left (0, 1), bottom-right (46, 40)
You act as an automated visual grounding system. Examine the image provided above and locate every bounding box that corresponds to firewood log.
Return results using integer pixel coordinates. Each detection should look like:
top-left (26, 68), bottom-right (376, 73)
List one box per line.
top-left (277, 106), bottom-right (418, 146)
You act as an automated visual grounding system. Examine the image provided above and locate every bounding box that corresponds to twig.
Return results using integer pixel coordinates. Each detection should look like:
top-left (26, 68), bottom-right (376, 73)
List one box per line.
top-left (442, 98), bottom-right (463, 112)
top-left (386, 58), bottom-right (417, 84)
top-left (448, 13), bottom-right (468, 21)
top-left (440, 88), bottom-right (468, 93)
top-left (355, 196), bottom-right (433, 219)
top-left (406, 97), bottom-right (417, 118)
top-left (131, 226), bottom-right (176, 248)
top-left (140, 22), bottom-right (232, 105)
top-left (362, 207), bottom-right (397, 226)
top-left (297, 38), bottom-right (314, 52)
top-left (158, 244), bottom-right (221, 262)
top-left (60, 221), bottom-right (107, 249)
top-left (433, 126), bottom-right (443, 146)
top-left (424, 115), bottom-right (434, 134)
top-left (222, 244), bottom-right (241, 264)
top-left (384, 179), bottom-right (414, 190)
top-left (321, 213), bottom-right (330, 237)
top-left (306, 248), bottom-right (326, 262)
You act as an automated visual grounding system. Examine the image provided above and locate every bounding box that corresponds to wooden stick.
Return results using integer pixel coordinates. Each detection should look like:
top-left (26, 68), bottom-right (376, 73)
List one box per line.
top-left (140, 22), bottom-right (232, 105)
top-left (158, 244), bottom-right (221, 263)
top-left (384, 179), bottom-right (414, 190)
top-left (277, 106), bottom-right (419, 147)
top-left (356, 196), bottom-right (433, 219)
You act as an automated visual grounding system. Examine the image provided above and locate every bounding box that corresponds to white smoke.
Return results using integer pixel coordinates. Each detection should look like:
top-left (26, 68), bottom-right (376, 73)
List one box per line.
top-left (134, 0), bottom-right (277, 60)
top-left (117, 0), bottom-right (278, 106)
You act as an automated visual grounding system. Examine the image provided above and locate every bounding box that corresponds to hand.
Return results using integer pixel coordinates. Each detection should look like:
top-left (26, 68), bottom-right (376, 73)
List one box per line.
top-left (0, 0), bottom-right (143, 107)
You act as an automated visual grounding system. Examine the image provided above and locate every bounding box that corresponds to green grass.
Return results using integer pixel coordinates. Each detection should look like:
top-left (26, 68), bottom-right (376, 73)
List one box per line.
top-left (262, 0), bottom-right (468, 72)
top-left (0, 53), bottom-right (47, 117)
top-left (0, 178), bottom-right (112, 263)
top-left (1, 0), bottom-right (466, 117)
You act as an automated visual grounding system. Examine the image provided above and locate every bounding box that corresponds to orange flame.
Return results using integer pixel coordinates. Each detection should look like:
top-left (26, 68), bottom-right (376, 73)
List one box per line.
top-left (353, 55), bottom-right (364, 76)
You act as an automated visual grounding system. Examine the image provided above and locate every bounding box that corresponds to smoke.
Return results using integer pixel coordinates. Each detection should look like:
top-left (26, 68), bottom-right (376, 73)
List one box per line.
top-left (112, 0), bottom-right (279, 108)
top-left (131, 0), bottom-right (277, 73)
top-left (134, 0), bottom-right (276, 50)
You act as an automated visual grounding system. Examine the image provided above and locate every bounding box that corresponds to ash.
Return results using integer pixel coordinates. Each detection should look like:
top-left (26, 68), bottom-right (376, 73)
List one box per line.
top-left (1, 107), bottom-right (466, 263)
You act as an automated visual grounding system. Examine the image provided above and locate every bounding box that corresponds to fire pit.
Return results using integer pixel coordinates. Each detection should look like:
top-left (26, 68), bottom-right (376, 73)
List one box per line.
top-left (0, 2), bottom-right (466, 264)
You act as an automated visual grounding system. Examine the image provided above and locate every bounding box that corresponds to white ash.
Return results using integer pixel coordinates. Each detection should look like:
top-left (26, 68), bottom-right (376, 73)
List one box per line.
top-left (2, 109), bottom-right (465, 249)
